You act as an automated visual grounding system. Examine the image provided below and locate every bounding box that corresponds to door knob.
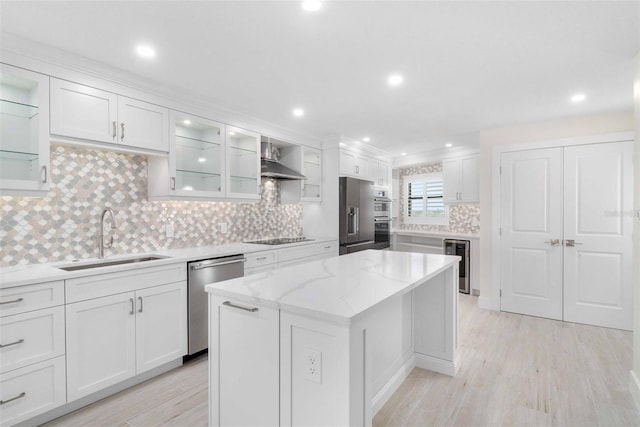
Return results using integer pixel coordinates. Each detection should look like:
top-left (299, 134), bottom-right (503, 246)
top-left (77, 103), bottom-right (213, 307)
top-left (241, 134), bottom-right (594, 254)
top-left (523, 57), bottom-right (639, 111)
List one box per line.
top-left (544, 239), bottom-right (560, 246)
top-left (564, 239), bottom-right (582, 247)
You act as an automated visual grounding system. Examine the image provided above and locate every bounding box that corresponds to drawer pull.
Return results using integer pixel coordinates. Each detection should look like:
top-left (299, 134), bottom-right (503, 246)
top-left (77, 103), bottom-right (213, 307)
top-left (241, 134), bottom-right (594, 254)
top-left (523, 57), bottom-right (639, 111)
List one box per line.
top-left (0, 392), bottom-right (26, 405)
top-left (223, 301), bottom-right (258, 313)
top-left (138, 296), bottom-right (143, 313)
top-left (129, 298), bottom-right (134, 315)
top-left (0, 297), bottom-right (24, 305)
top-left (256, 257), bottom-right (267, 261)
top-left (324, 246), bottom-right (331, 249)
top-left (0, 339), bottom-right (24, 348)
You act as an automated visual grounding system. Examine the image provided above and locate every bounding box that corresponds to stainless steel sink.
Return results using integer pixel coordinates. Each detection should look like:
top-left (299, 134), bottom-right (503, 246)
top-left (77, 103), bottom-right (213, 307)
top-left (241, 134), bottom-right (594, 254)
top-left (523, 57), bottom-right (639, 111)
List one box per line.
top-left (57, 256), bottom-right (167, 271)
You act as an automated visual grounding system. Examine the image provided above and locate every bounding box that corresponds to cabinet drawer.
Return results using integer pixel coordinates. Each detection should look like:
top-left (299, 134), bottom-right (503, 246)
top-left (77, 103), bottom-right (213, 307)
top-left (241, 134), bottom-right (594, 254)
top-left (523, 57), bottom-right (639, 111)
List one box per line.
top-left (316, 241), bottom-right (338, 256)
top-left (0, 281), bottom-right (64, 317)
top-left (277, 244), bottom-right (318, 263)
top-left (245, 265), bottom-right (277, 276)
top-left (66, 262), bottom-right (187, 303)
top-left (245, 251), bottom-right (276, 269)
top-left (0, 306), bottom-right (65, 374)
top-left (0, 356), bottom-right (66, 426)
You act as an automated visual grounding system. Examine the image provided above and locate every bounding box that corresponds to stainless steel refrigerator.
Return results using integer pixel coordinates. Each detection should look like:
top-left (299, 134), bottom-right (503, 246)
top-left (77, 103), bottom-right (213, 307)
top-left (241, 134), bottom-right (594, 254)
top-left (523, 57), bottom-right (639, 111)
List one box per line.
top-left (339, 177), bottom-right (375, 255)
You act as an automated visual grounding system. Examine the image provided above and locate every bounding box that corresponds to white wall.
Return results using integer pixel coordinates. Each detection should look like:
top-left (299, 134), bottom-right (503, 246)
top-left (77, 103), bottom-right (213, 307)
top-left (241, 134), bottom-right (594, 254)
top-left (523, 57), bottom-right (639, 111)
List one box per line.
top-left (477, 110), bottom-right (635, 308)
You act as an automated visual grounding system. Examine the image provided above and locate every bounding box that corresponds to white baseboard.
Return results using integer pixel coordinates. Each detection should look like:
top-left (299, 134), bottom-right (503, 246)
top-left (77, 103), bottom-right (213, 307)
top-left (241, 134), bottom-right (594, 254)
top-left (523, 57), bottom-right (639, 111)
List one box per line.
top-left (372, 354), bottom-right (416, 415)
top-left (630, 370), bottom-right (640, 412)
top-left (415, 353), bottom-right (459, 377)
top-left (478, 296), bottom-right (499, 311)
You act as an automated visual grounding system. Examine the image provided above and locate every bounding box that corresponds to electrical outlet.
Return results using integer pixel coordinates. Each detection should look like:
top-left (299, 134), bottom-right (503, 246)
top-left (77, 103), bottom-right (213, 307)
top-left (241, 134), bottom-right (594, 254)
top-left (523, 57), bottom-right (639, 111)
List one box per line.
top-left (304, 348), bottom-right (322, 384)
top-left (165, 224), bottom-right (174, 238)
top-left (219, 223), bottom-right (228, 234)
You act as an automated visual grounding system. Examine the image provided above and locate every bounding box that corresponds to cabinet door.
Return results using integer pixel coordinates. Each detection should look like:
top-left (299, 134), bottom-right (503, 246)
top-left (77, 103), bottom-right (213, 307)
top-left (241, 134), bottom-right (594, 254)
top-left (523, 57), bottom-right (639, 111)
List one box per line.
top-left (442, 158), bottom-right (460, 202)
top-left (169, 111), bottom-right (225, 197)
top-left (225, 126), bottom-right (260, 200)
top-left (339, 150), bottom-right (356, 176)
top-left (66, 293), bottom-right (136, 401)
top-left (210, 296), bottom-right (279, 426)
top-left (460, 156), bottom-right (479, 202)
top-left (378, 162), bottom-right (389, 187)
top-left (50, 78), bottom-right (117, 144)
top-left (355, 155), bottom-right (370, 178)
top-left (135, 282), bottom-right (187, 374)
top-left (302, 146), bottom-right (321, 201)
top-left (0, 64), bottom-right (50, 195)
top-left (117, 96), bottom-right (169, 152)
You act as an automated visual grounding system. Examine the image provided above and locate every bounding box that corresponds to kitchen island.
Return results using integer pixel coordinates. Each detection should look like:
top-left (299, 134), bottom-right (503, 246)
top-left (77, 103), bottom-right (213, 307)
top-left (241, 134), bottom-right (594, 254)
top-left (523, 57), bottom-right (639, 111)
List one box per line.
top-left (206, 250), bottom-right (460, 427)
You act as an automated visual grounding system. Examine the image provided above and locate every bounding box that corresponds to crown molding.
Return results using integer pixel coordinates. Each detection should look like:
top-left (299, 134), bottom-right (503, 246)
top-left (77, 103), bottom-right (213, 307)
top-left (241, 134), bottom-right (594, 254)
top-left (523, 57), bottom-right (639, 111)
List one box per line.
top-left (1, 32), bottom-right (323, 148)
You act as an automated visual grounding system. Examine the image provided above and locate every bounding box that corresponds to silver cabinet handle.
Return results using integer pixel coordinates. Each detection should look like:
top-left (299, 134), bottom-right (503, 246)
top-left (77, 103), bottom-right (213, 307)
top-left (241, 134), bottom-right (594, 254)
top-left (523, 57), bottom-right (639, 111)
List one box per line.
top-left (190, 258), bottom-right (247, 270)
top-left (0, 392), bottom-right (26, 405)
top-left (564, 239), bottom-right (582, 247)
top-left (171, 177), bottom-right (176, 190)
top-left (0, 339), bottom-right (24, 348)
top-left (129, 298), bottom-right (134, 315)
top-left (256, 256), bottom-right (267, 261)
top-left (112, 121), bottom-right (117, 139)
top-left (544, 239), bottom-right (560, 246)
top-left (223, 301), bottom-right (258, 312)
top-left (138, 296), bottom-right (143, 313)
top-left (0, 297), bottom-right (23, 305)
top-left (324, 245), bottom-right (331, 249)
top-left (41, 166), bottom-right (48, 184)
top-left (120, 123), bottom-right (125, 141)
top-left (355, 165), bottom-right (359, 174)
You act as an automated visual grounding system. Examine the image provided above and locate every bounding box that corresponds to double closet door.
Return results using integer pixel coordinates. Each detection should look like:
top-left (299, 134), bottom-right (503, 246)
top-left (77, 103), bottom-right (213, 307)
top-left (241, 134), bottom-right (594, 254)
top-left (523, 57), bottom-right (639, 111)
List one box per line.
top-left (500, 141), bottom-right (634, 330)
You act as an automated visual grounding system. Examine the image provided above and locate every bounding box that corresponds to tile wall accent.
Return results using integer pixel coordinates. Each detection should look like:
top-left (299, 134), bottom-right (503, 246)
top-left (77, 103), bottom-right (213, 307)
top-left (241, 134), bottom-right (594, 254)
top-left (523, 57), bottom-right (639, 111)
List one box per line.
top-left (398, 161), bottom-right (480, 234)
top-left (0, 145), bottom-right (302, 266)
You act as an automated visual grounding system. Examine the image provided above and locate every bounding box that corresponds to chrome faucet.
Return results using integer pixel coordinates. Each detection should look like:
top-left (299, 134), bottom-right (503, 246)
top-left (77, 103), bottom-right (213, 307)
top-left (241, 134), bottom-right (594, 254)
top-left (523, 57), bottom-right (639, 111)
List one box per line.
top-left (98, 207), bottom-right (118, 259)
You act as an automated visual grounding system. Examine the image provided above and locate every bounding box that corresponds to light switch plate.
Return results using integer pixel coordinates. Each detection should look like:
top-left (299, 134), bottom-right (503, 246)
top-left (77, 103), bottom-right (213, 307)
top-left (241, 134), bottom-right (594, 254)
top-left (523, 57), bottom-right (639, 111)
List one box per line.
top-left (219, 223), bottom-right (228, 234)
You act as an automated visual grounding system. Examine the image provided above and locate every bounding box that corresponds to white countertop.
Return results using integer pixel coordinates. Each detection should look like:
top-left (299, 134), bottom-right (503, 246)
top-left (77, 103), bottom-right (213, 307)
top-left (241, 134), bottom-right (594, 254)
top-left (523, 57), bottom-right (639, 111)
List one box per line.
top-left (0, 237), bottom-right (336, 289)
top-left (206, 250), bottom-right (460, 325)
top-left (392, 229), bottom-right (480, 240)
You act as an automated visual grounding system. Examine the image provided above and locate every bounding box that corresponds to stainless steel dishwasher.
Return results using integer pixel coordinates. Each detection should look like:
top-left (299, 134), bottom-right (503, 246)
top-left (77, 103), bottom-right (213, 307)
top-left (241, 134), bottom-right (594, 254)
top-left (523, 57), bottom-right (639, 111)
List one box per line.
top-left (187, 254), bottom-right (246, 356)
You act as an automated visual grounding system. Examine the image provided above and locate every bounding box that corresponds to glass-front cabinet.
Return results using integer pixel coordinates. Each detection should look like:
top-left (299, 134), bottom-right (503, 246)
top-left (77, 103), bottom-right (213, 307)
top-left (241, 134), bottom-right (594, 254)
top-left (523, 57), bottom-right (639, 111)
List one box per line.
top-left (169, 111), bottom-right (225, 197)
top-left (225, 126), bottom-right (260, 200)
top-left (301, 146), bottom-right (321, 201)
top-left (0, 64), bottom-right (50, 196)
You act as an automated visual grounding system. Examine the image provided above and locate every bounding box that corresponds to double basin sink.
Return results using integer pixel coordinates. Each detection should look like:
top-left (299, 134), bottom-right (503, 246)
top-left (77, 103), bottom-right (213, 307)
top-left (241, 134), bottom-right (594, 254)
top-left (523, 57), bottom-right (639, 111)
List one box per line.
top-left (56, 256), bottom-right (168, 271)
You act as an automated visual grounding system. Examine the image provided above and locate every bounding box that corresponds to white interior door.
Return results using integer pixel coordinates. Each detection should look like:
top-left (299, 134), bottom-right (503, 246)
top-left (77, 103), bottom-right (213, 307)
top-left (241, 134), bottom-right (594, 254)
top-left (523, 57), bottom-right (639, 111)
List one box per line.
top-left (500, 148), bottom-right (564, 320)
top-left (563, 141), bottom-right (634, 330)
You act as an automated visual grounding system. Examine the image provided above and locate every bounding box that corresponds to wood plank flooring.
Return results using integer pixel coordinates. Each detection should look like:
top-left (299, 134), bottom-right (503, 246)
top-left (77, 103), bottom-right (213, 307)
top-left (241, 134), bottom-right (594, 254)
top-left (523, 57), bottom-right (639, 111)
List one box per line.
top-left (45, 294), bottom-right (639, 426)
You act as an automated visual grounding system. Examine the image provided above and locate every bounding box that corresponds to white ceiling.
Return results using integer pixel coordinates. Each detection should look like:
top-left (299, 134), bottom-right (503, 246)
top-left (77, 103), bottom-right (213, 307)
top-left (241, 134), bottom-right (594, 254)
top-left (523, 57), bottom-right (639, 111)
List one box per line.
top-left (1, 1), bottom-right (638, 157)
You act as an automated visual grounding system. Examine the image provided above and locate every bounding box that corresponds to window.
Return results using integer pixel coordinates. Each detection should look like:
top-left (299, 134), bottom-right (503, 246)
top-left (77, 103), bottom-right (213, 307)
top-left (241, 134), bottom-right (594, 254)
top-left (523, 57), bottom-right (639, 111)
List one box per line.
top-left (404, 173), bottom-right (449, 225)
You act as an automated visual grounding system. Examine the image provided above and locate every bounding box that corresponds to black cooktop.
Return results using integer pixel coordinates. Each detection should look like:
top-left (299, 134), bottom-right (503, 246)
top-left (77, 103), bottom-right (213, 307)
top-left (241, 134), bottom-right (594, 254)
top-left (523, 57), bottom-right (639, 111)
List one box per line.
top-left (245, 237), bottom-right (314, 245)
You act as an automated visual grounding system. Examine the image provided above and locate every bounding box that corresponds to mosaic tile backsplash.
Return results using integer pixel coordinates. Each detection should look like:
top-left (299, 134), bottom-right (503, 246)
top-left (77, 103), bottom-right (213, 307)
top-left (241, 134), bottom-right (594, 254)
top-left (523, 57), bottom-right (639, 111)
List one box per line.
top-left (398, 161), bottom-right (480, 234)
top-left (0, 145), bottom-right (303, 266)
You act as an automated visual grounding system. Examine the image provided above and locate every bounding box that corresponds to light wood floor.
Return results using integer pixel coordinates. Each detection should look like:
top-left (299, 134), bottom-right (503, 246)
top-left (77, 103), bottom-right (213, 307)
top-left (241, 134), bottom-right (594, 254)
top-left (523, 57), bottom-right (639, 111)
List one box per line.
top-left (45, 294), bottom-right (639, 427)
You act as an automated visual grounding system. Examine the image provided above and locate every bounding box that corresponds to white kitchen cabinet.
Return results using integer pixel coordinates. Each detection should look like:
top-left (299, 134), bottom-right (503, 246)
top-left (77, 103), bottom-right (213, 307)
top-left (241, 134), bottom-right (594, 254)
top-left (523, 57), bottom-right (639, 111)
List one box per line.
top-left (209, 295), bottom-right (279, 427)
top-left (65, 292), bottom-right (137, 401)
top-left (135, 282), bottom-right (187, 374)
top-left (50, 78), bottom-right (169, 153)
top-left (339, 149), bottom-right (371, 180)
top-left (225, 126), bottom-right (261, 200)
top-left (442, 155), bottom-right (478, 203)
top-left (148, 111), bottom-right (226, 199)
top-left (281, 145), bottom-right (322, 203)
top-left (0, 356), bottom-right (66, 427)
top-left (0, 64), bottom-right (50, 196)
top-left (370, 160), bottom-right (390, 187)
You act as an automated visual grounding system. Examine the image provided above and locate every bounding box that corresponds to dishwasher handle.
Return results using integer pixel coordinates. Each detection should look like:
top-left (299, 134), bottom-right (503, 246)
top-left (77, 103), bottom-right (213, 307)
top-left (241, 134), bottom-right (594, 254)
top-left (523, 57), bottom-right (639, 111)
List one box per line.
top-left (190, 258), bottom-right (247, 271)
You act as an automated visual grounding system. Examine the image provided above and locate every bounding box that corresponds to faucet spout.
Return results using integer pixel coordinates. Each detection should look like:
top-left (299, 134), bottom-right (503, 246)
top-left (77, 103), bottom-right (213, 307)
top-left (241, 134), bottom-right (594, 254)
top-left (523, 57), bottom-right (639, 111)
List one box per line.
top-left (98, 208), bottom-right (118, 259)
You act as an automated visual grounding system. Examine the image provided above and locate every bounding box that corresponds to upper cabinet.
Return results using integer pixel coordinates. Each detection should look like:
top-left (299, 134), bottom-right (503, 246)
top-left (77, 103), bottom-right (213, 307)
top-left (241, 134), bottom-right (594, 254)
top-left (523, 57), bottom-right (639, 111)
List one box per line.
top-left (0, 64), bottom-right (50, 197)
top-left (442, 155), bottom-right (478, 203)
top-left (225, 126), bottom-right (261, 200)
top-left (369, 160), bottom-right (389, 187)
top-left (281, 145), bottom-right (322, 203)
top-left (339, 148), bottom-right (390, 187)
top-left (50, 78), bottom-right (169, 153)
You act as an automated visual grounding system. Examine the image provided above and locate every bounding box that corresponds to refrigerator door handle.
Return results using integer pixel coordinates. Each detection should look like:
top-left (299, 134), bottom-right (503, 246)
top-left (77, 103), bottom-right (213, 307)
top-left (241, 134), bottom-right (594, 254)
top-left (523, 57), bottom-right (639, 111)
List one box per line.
top-left (355, 207), bottom-right (359, 234)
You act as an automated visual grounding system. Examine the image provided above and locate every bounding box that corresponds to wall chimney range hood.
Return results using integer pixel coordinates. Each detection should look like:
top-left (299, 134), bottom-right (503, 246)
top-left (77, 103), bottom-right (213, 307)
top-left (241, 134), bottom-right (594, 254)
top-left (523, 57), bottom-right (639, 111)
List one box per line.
top-left (260, 136), bottom-right (306, 180)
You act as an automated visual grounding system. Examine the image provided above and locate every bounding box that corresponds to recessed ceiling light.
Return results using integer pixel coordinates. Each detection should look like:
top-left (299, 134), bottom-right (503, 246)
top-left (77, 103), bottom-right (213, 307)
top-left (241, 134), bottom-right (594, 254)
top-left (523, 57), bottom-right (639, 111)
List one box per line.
top-left (198, 157), bottom-right (206, 163)
top-left (183, 119), bottom-right (191, 125)
top-left (293, 108), bottom-right (305, 117)
top-left (401, 152), bottom-right (407, 156)
top-left (301, 0), bottom-right (322, 12)
top-left (135, 44), bottom-right (156, 59)
top-left (362, 137), bottom-right (371, 142)
top-left (571, 93), bottom-right (586, 103)
top-left (445, 143), bottom-right (453, 148)
top-left (387, 74), bottom-right (404, 87)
